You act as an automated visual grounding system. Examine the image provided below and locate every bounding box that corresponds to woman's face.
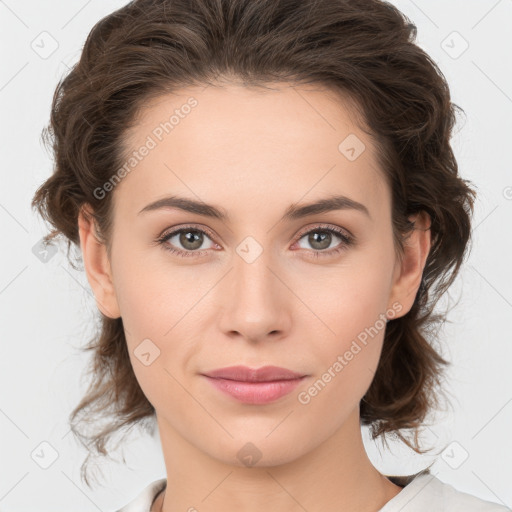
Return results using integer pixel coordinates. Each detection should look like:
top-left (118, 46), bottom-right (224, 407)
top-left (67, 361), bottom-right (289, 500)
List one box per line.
top-left (80, 82), bottom-right (427, 468)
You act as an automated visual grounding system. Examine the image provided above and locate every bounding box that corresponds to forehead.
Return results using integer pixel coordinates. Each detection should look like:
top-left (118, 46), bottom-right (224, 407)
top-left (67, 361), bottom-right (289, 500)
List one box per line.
top-left (125, 82), bottom-right (370, 155)
top-left (115, 82), bottom-right (388, 220)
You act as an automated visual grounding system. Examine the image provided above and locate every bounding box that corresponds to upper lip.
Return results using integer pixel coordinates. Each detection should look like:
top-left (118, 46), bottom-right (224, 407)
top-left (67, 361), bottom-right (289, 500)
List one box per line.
top-left (202, 365), bottom-right (307, 382)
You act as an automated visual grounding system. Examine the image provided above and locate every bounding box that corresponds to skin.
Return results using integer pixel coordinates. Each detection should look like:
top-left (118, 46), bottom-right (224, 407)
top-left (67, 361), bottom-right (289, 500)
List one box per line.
top-left (78, 82), bottom-right (431, 512)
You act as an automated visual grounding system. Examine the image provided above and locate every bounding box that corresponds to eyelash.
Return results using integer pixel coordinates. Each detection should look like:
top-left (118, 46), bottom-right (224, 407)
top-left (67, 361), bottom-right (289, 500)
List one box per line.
top-left (155, 223), bottom-right (354, 259)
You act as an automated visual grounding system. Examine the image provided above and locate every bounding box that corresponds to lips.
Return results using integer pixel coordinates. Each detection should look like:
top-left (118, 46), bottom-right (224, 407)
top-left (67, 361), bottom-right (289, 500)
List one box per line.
top-left (201, 365), bottom-right (309, 404)
top-left (202, 365), bottom-right (306, 382)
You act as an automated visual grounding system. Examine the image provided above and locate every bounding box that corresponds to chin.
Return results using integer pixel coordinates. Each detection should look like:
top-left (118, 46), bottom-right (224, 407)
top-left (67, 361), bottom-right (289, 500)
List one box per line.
top-left (207, 435), bottom-right (309, 469)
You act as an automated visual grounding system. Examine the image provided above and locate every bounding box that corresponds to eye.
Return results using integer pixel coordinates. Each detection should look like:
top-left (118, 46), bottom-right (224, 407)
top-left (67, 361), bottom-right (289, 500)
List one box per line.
top-left (156, 225), bottom-right (218, 257)
top-left (155, 223), bottom-right (354, 259)
top-left (293, 224), bottom-right (354, 258)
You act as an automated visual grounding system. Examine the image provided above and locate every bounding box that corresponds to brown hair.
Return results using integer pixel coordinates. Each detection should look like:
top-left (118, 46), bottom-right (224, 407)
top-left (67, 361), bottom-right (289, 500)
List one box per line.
top-left (32, 0), bottom-right (476, 487)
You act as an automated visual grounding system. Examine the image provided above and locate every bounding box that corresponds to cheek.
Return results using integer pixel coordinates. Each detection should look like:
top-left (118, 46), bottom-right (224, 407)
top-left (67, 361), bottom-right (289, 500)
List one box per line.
top-left (111, 242), bottom-right (188, 334)
top-left (109, 245), bottom-right (207, 394)
top-left (300, 249), bottom-right (393, 342)
top-left (295, 287), bottom-right (388, 424)
top-left (295, 244), bottom-right (394, 398)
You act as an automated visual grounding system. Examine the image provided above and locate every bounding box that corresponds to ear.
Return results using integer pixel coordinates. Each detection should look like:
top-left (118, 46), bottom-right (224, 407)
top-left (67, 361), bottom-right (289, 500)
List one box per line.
top-left (387, 211), bottom-right (431, 318)
top-left (77, 204), bottom-right (121, 319)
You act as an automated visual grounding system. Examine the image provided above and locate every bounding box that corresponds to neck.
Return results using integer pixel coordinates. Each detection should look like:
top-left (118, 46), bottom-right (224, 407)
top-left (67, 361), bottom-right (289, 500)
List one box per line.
top-left (153, 408), bottom-right (403, 512)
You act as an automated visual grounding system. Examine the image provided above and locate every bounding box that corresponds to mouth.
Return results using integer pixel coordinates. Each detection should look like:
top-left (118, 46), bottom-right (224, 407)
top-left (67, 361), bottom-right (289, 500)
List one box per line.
top-left (201, 365), bottom-right (307, 382)
top-left (201, 365), bottom-right (309, 404)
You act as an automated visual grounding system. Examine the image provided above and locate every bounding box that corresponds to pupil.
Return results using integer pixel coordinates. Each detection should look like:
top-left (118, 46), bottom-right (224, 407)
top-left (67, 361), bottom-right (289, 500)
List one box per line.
top-left (310, 231), bottom-right (330, 250)
top-left (181, 230), bottom-right (202, 250)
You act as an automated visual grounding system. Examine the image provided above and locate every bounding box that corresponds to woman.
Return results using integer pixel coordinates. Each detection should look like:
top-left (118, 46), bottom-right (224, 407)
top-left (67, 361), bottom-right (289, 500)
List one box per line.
top-left (31, 0), bottom-right (511, 511)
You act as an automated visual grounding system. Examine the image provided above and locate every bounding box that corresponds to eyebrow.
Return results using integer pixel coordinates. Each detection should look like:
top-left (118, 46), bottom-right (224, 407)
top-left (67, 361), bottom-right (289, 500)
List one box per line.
top-left (138, 194), bottom-right (371, 221)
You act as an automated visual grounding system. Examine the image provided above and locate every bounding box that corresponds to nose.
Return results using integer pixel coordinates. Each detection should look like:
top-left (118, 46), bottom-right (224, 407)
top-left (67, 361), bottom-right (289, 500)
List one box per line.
top-left (217, 246), bottom-right (292, 343)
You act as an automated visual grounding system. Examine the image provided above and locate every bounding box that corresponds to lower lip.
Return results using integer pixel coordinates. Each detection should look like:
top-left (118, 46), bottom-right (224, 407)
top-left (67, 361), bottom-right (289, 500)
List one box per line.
top-left (203, 376), bottom-right (306, 404)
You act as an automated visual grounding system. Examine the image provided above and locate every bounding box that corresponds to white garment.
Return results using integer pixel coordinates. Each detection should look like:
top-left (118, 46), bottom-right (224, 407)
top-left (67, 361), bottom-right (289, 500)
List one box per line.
top-left (378, 471), bottom-right (510, 511)
top-left (116, 477), bottom-right (166, 512)
top-left (116, 470), bottom-right (511, 512)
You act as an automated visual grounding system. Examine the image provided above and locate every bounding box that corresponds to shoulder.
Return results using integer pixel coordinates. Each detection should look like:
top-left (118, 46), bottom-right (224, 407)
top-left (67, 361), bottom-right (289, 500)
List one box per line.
top-left (115, 478), bottom-right (167, 512)
top-left (381, 470), bottom-right (511, 512)
top-left (434, 476), bottom-right (511, 512)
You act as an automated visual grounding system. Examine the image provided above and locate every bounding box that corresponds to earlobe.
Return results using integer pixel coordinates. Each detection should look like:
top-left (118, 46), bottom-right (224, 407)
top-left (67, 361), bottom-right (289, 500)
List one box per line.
top-left (77, 204), bottom-right (121, 319)
top-left (387, 211), bottom-right (431, 318)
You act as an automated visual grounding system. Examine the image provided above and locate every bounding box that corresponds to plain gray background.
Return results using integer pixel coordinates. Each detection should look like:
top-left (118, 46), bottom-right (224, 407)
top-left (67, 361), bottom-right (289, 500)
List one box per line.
top-left (1, 0), bottom-right (511, 510)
